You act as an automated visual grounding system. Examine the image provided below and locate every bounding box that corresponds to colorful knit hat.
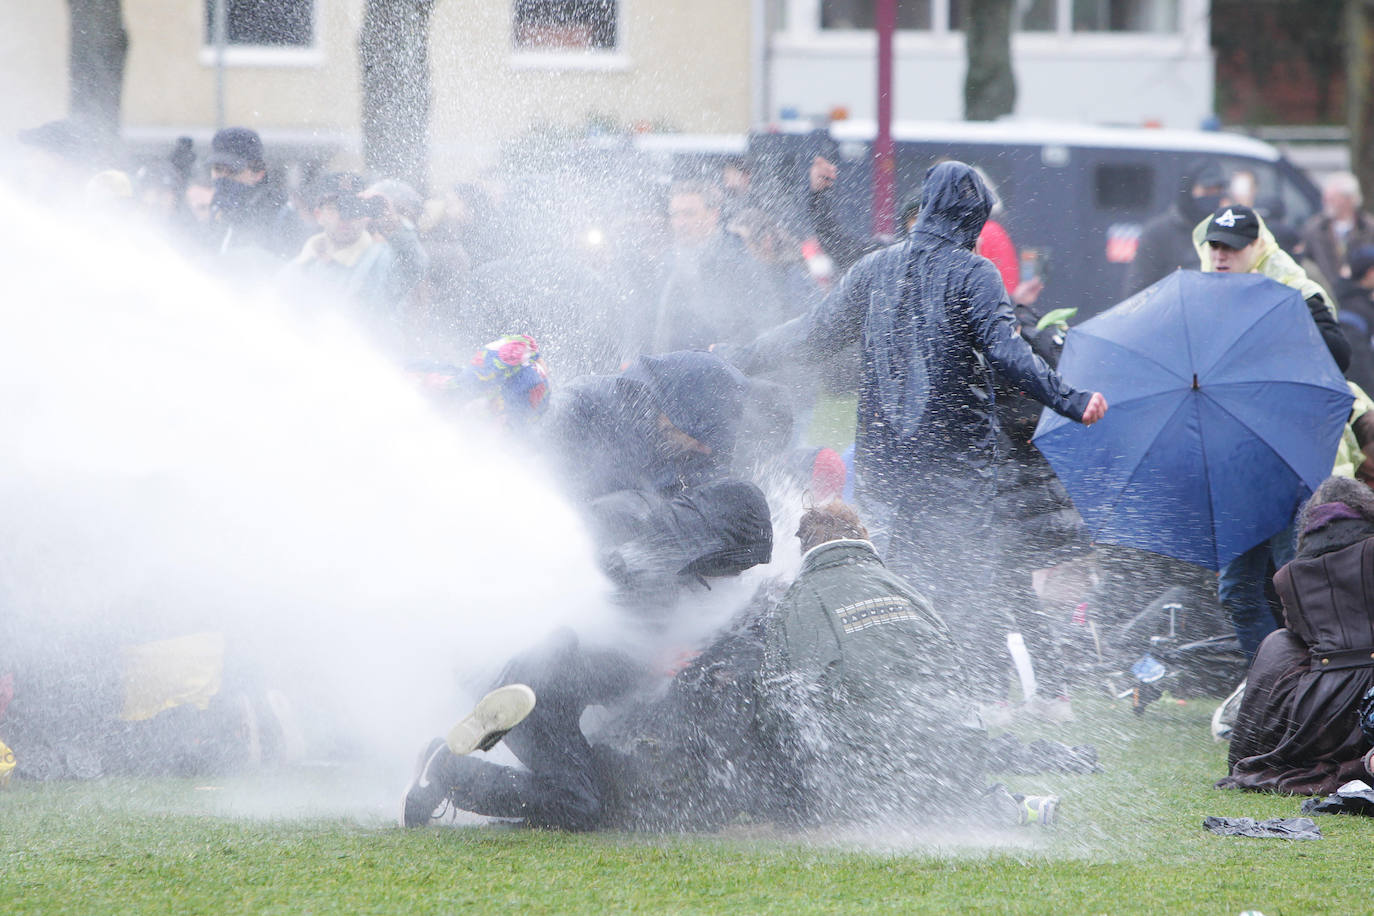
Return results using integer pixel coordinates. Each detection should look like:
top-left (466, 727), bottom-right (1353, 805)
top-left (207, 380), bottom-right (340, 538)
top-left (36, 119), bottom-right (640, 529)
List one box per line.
top-left (462, 334), bottom-right (551, 423)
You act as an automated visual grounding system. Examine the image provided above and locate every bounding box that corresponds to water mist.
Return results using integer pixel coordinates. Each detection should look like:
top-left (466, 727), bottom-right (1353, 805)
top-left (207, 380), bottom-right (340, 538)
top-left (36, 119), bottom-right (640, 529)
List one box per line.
top-left (0, 181), bottom-right (632, 817)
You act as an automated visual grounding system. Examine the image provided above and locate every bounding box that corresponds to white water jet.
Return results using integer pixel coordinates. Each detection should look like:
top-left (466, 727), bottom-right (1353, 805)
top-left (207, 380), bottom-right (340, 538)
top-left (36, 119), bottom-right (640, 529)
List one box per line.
top-left (0, 181), bottom-right (629, 809)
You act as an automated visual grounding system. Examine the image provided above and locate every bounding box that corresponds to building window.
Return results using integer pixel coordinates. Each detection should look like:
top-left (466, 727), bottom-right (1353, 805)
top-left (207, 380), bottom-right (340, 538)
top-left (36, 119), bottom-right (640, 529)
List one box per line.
top-left (203, 0), bottom-right (314, 47)
top-left (820, 0), bottom-right (932, 30)
top-left (800, 0), bottom-right (1183, 34)
top-left (1014, 0), bottom-right (1057, 30)
top-left (514, 0), bottom-right (618, 51)
top-left (949, 0), bottom-right (1057, 31)
top-left (1073, 0), bottom-right (1178, 33)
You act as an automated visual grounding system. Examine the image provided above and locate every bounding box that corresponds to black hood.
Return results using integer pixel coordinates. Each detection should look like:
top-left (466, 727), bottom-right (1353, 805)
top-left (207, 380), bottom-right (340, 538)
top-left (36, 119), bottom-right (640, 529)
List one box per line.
top-left (590, 481), bottom-right (773, 594)
top-left (620, 351), bottom-right (747, 460)
top-left (1175, 157), bottom-right (1227, 222)
top-left (542, 375), bottom-right (659, 498)
top-left (673, 480), bottom-right (773, 579)
top-left (911, 161), bottom-right (993, 250)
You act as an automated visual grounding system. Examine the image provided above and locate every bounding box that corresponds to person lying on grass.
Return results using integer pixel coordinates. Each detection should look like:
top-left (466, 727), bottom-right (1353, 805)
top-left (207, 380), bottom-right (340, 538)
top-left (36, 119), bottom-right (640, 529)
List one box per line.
top-left (402, 502), bottom-right (1057, 832)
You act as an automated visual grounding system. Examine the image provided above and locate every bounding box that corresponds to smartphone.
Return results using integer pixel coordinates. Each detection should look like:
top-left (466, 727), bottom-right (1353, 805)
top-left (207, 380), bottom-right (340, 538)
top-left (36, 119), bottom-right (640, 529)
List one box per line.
top-left (1021, 247), bottom-right (1051, 284)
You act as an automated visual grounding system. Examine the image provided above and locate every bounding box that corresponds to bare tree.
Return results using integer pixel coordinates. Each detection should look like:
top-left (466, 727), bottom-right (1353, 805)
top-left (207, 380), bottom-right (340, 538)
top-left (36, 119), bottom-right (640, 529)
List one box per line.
top-left (1349, 0), bottom-right (1374, 199)
top-left (964, 0), bottom-right (1015, 121)
top-left (67, 0), bottom-right (128, 136)
top-left (359, 0), bottom-right (436, 191)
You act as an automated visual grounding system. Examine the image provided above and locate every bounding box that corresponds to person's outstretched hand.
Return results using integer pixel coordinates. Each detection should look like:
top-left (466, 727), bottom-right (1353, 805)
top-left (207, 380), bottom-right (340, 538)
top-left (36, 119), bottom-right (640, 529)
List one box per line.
top-left (1081, 392), bottom-right (1108, 426)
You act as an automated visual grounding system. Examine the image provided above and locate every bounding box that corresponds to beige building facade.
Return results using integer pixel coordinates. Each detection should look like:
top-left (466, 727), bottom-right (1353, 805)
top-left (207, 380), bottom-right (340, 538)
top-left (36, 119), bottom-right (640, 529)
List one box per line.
top-left (1, 1), bottom-right (755, 183)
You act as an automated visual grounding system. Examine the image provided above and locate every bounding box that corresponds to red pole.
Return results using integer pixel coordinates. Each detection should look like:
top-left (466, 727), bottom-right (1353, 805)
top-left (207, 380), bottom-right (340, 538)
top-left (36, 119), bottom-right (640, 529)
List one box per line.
top-left (872, 0), bottom-right (896, 236)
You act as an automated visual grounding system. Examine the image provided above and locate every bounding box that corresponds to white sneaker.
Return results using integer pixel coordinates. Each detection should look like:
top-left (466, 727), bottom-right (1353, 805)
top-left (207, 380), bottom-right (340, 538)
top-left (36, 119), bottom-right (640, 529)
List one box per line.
top-left (446, 684), bottom-right (537, 756)
top-left (1211, 679), bottom-right (1246, 742)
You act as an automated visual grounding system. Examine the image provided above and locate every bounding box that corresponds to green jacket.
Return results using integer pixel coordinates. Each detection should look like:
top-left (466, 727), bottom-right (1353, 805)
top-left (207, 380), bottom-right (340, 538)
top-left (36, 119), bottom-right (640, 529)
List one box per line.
top-left (1191, 211), bottom-right (1333, 310)
top-left (761, 539), bottom-right (985, 817)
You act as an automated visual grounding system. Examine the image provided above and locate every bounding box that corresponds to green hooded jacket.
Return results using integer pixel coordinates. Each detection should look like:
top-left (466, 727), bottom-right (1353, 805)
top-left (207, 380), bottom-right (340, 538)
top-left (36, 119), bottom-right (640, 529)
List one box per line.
top-left (1192, 211), bottom-right (1334, 312)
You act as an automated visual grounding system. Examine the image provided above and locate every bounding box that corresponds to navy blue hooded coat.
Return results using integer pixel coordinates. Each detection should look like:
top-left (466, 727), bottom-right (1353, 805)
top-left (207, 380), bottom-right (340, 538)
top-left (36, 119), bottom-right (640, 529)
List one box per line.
top-left (738, 161), bottom-right (1090, 499)
top-left (544, 351), bottom-right (748, 499)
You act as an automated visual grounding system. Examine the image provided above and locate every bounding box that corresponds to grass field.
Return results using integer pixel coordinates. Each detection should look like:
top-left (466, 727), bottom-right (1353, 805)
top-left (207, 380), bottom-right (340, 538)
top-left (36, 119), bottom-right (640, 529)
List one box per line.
top-left (3, 695), bottom-right (1367, 915)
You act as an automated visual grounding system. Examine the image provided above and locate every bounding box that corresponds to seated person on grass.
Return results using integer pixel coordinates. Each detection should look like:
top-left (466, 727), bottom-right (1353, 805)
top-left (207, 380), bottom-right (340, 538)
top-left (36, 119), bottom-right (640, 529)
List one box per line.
top-left (1219, 476), bottom-right (1374, 796)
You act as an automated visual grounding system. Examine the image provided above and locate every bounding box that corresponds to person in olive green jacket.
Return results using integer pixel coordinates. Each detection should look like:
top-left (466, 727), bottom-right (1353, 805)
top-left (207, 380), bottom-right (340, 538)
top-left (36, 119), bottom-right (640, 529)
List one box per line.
top-left (758, 502), bottom-right (989, 824)
top-left (403, 502), bottom-right (1040, 832)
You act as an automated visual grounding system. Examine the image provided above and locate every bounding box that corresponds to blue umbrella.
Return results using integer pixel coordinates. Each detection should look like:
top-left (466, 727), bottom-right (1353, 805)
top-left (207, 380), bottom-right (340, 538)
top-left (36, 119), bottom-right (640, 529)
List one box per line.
top-left (1033, 270), bottom-right (1353, 571)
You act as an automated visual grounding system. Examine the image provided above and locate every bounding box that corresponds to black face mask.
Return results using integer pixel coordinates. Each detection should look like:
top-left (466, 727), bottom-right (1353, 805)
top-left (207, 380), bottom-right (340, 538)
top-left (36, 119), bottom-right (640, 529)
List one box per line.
top-left (211, 176), bottom-right (252, 216)
top-left (1187, 193), bottom-right (1224, 222)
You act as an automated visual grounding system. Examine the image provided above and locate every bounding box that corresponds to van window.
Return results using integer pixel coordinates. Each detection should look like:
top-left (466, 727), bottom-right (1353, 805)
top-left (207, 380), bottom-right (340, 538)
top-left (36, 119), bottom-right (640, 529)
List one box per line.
top-left (1095, 163), bottom-right (1155, 210)
top-left (1214, 158), bottom-right (1316, 229)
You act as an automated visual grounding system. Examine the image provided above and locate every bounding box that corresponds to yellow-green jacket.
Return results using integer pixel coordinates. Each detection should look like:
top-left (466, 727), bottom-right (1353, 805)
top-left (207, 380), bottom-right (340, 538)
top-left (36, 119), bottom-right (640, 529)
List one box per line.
top-left (1192, 212), bottom-right (1333, 311)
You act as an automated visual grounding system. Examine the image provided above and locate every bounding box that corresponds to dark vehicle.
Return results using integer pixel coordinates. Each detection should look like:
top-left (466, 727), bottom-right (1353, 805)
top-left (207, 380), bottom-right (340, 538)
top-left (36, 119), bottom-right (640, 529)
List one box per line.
top-left (743, 120), bottom-right (1322, 319)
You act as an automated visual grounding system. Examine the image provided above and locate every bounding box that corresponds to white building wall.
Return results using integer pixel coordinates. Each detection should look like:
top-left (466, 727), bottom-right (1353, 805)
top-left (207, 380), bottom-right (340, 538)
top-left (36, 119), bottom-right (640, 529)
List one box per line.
top-left (0, 3), bottom-right (68, 136)
top-left (769, 0), bottom-right (1214, 128)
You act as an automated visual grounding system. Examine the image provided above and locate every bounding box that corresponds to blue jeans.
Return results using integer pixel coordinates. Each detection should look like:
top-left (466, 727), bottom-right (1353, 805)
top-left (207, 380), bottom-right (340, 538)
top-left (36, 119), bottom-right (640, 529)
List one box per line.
top-left (1217, 523), bottom-right (1296, 661)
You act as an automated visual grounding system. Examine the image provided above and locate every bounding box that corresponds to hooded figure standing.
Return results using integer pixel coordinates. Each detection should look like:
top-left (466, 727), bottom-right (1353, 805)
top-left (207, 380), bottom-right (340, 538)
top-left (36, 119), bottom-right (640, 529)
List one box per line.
top-left (732, 161), bottom-right (1106, 697)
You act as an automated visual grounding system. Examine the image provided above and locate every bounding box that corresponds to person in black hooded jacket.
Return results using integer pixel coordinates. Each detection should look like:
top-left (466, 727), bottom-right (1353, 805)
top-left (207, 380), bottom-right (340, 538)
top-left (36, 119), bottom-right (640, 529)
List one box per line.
top-left (586, 480), bottom-right (775, 628)
top-left (732, 161), bottom-right (1106, 697)
top-left (1122, 158), bottom-right (1228, 298)
top-left (542, 351), bottom-right (748, 500)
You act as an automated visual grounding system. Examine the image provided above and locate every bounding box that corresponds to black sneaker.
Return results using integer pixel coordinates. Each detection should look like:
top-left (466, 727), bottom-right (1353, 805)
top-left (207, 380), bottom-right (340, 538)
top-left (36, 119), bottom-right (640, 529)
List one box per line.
top-left (400, 738), bottom-right (454, 828)
top-left (446, 684), bottom-right (537, 755)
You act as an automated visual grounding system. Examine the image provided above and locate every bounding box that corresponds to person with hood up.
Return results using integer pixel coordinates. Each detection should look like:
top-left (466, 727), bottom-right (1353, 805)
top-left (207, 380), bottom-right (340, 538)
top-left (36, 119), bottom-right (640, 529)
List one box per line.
top-left (541, 350), bottom-right (748, 500)
top-left (731, 161), bottom-right (1106, 697)
top-left (1193, 202), bottom-right (1347, 356)
top-left (585, 480), bottom-right (775, 629)
top-left (1122, 158), bottom-right (1228, 297)
top-left (1218, 477), bottom-right (1374, 796)
top-left (1194, 203), bottom-right (1352, 660)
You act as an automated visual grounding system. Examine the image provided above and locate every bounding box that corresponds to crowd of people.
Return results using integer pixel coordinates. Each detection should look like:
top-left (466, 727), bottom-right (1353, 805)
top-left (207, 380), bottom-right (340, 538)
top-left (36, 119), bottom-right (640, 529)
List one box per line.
top-left (7, 114), bottom-right (1374, 827)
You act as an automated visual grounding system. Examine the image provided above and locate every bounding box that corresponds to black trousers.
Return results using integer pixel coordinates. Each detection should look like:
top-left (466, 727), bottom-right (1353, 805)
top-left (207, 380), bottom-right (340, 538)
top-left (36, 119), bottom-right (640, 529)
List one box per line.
top-left (870, 468), bottom-right (1016, 700)
top-left (441, 629), bottom-right (649, 831)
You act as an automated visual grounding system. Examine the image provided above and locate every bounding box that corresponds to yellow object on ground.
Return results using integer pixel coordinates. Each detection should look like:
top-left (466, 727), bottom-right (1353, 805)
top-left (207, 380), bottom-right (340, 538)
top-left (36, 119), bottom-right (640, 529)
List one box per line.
top-left (0, 739), bottom-right (15, 788)
top-left (119, 631), bottom-right (226, 722)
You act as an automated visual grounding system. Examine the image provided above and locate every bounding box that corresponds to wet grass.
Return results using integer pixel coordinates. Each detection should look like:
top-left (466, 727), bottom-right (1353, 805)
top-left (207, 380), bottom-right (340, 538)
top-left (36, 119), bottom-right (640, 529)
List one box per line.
top-left (2, 696), bottom-right (1369, 915)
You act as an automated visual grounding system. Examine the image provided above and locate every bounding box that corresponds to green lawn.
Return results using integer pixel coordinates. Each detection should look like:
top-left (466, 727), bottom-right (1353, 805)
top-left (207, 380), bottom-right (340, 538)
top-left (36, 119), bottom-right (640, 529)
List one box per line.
top-left (2, 697), bottom-right (1367, 915)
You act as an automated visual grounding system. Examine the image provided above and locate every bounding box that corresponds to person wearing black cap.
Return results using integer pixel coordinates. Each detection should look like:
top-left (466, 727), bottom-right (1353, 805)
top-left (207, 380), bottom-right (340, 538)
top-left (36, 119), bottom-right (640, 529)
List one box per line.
top-left (13, 119), bottom-right (110, 204)
top-left (1195, 203), bottom-right (1349, 372)
top-left (1194, 202), bottom-right (1352, 661)
top-left (205, 126), bottom-right (304, 261)
top-left (1122, 158), bottom-right (1228, 297)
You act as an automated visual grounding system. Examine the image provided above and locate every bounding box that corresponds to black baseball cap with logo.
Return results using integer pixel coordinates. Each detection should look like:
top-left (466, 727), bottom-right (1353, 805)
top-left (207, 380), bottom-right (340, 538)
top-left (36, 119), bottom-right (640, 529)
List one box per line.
top-left (1203, 204), bottom-right (1260, 250)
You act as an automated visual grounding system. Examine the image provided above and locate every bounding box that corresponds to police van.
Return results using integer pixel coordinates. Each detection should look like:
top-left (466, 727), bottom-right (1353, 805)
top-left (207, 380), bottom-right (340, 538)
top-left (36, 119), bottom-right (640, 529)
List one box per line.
top-left (737, 120), bottom-right (1321, 320)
